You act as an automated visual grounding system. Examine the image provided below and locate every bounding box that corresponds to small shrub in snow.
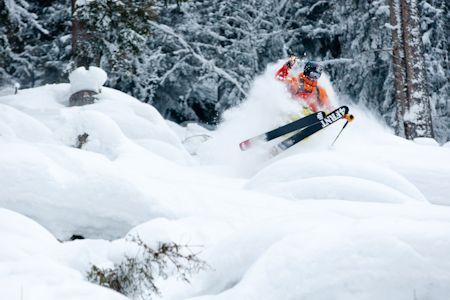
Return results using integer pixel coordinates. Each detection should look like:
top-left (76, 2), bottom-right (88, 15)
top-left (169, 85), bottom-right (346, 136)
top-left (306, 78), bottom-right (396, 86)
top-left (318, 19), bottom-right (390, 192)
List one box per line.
top-left (77, 133), bottom-right (89, 149)
top-left (87, 236), bottom-right (209, 299)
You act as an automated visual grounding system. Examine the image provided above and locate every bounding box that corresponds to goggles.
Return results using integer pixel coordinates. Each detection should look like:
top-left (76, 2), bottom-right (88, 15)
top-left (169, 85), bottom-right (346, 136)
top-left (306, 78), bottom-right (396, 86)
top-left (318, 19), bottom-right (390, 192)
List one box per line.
top-left (308, 71), bottom-right (321, 79)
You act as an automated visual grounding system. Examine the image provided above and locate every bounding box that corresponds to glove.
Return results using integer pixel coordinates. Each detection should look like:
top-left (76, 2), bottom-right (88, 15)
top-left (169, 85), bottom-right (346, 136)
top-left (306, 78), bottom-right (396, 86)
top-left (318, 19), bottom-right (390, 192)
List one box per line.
top-left (285, 55), bottom-right (297, 68)
top-left (345, 114), bottom-right (355, 122)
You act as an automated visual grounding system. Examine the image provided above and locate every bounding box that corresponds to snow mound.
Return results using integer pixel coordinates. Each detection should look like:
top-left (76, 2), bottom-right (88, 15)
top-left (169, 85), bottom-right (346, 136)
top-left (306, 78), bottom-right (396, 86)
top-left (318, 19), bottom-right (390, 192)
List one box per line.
top-left (0, 84), bottom-right (71, 133)
top-left (0, 85), bottom-right (18, 97)
top-left (84, 91), bottom-right (195, 165)
top-left (352, 144), bottom-right (450, 206)
top-left (244, 152), bottom-right (427, 204)
top-left (0, 208), bottom-right (58, 263)
top-left (166, 120), bottom-right (187, 140)
top-left (0, 208), bottom-right (128, 300)
top-left (190, 213), bottom-right (450, 300)
top-left (1, 65), bottom-right (450, 300)
top-left (151, 202), bottom-right (450, 300)
top-left (0, 104), bottom-right (52, 142)
top-left (128, 217), bottom-right (238, 250)
top-left (414, 137), bottom-right (439, 146)
top-left (182, 123), bottom-right (214, 155)
top-left (69, 66), bottom-right (107, 94)
top-left (0, 142), bottom-right (168, 240)
top-left (250, 176), bottom-right (419, 204)
top-left (52, 110), bottom-right (127, 160)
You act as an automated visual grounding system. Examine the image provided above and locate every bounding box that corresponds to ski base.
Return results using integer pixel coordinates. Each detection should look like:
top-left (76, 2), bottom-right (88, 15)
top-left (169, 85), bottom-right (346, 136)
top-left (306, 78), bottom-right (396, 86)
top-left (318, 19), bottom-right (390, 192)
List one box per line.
top-left (239, 111), bottom-right (326, 151)
top-left (269, 106), bottom-right (349, 157)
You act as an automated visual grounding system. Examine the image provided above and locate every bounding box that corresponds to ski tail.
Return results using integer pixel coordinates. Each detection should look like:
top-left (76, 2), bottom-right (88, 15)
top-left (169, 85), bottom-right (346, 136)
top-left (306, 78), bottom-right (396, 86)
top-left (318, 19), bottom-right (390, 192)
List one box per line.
top-left (239, 136), bottom-right (266, 151)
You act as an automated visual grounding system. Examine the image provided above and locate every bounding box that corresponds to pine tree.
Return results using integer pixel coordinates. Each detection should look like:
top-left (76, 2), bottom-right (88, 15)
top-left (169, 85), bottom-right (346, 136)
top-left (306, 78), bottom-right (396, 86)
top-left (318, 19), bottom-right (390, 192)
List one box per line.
top-left (71, 0), bottom-right (157, 72)
top-left (420, 0), bottom-right (450, 142)
top-left (389, 0), bottom-right (408, 138)
top-left (0, 0), bottom-right (49, 87)
top-left (70, 0), bottom-right (157, 106)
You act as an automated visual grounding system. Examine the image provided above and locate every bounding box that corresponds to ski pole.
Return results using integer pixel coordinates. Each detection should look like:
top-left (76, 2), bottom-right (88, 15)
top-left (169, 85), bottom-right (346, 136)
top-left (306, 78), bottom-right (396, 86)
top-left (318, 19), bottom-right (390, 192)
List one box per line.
top-left (331, 114), bottom-right (354, 146)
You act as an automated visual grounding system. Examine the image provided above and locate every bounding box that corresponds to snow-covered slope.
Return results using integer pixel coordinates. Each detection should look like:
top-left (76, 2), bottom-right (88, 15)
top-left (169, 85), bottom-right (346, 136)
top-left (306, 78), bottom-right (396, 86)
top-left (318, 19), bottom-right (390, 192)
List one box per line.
top-left (1, 65), bottom-right (450, 300)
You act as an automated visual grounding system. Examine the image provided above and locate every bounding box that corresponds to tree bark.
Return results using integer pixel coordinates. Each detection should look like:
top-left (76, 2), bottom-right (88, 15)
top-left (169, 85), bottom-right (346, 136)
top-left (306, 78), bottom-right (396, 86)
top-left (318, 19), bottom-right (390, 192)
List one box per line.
top-left (400, 0), bottom-right (434, 139)
top-left (389, 0), bottom-right (407, 138)
top-left (72, 0), bottom-right (90, 69)
top-left (71, 0), bottom-right (95, 107)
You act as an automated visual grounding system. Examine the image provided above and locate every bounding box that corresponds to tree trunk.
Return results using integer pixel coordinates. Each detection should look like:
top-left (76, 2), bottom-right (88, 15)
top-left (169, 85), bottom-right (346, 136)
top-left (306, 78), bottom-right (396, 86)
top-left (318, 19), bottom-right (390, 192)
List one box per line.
top-left (401, 0), bottom-right (434, 139)
top-left (389, 0), bottom-right (407, 138)
top-left (71, 0), bottom-right (95, 106)
top-left (72, 0), bottom-right (90, 69)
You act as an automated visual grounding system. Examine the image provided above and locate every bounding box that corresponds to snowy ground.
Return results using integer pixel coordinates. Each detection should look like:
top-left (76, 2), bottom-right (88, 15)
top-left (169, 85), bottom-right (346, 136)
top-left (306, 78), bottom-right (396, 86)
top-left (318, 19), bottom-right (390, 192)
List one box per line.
top-left (1, 64), bottom-right (450, 300)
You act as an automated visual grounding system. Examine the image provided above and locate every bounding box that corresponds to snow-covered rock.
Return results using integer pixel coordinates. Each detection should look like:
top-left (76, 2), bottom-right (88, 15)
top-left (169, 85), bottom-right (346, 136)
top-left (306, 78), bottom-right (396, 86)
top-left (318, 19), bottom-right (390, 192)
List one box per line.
top-left (69, 66), bottom-right (107, 94)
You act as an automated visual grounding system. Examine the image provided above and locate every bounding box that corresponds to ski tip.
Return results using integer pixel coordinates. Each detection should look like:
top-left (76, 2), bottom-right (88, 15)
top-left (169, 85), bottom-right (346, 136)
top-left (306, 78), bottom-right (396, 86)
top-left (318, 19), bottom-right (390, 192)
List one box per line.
top-left (345, 114), bottom-right (355, 122)
top-left (317, 111), bottom-right (327, 120)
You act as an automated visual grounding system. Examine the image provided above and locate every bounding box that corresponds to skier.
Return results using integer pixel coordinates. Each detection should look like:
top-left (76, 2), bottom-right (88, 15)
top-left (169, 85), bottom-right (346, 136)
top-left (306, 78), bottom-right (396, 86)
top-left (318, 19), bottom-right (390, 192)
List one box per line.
top-left (239, 57), bottom-right (354, 154)
top-left (275, 56), bottom-right (335, 113)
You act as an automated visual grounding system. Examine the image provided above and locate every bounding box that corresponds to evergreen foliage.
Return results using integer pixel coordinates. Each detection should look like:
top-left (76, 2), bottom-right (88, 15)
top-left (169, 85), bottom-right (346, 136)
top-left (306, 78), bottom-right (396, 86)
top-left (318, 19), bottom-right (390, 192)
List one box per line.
top-left (72, 0), bottom-right (157, 74)
top-left (0, 0), bottom-right (449, 142)
top-left (0, 0), bottom-right (70, 87)
top-left (420, 0), bottom-right (450, 142)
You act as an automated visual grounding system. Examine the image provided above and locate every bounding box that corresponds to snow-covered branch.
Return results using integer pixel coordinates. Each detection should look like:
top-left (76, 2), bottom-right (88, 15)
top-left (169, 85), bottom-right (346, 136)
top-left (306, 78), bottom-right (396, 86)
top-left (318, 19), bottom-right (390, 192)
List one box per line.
top-left (4, 0), bottom-right (49, 34)
top-left (319, 58), bottom-right (354, 65)
top-left (147, 20), bottom-right (248, 97)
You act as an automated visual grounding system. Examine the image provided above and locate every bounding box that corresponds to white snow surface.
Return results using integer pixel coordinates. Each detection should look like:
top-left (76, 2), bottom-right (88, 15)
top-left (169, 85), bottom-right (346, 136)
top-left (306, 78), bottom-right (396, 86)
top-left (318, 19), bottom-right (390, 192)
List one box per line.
top-left (1, 64), bottom-right (450, 300)
top-left (69, 66), bottom-right (107, 94)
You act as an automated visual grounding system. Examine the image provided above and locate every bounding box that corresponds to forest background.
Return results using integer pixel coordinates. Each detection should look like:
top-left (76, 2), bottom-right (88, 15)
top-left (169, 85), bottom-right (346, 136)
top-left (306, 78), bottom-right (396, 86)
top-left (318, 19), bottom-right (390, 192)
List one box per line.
top-left (1, 0), bottom-right (449, 143)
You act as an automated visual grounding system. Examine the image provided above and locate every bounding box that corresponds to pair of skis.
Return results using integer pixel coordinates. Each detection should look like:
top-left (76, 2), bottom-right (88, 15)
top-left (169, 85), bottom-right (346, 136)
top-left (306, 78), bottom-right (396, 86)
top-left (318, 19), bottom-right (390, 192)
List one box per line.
top-left (239, 106), bottom-right (351, 157)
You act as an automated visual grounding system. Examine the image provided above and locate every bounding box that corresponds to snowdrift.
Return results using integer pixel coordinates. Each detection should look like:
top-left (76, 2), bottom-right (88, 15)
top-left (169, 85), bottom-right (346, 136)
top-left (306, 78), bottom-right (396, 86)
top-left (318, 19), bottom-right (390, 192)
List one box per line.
top-left (0, 208), bottom-right (129, 300)
top-left (1, 64), bottom-right (450, 300)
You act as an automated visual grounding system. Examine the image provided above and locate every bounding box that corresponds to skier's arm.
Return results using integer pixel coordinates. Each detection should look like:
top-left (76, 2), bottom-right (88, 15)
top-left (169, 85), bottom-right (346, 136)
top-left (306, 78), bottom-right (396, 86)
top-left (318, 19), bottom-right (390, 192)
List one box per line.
top-left (276, 56), bottom-right (299, 94)
top-left (275, 56), bottom-right (297, 81)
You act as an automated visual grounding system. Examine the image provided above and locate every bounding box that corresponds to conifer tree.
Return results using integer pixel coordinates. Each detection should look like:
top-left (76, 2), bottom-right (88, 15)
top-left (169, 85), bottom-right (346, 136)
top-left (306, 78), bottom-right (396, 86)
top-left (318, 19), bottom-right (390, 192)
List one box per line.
top-left (389, 0), bottom-right (407, 138)
top-left (70, 0), bottom-right (157, 106)
top-left (401, 0), bottom-right (434, 139)
top-left (389, 0), bottom-right (434, 139)
top-left (419, 0), bottom-right (450, 142)
top-left (71, 0), bottom-right (157, 72)
top-left (0, 0), bottom-right (48, 87)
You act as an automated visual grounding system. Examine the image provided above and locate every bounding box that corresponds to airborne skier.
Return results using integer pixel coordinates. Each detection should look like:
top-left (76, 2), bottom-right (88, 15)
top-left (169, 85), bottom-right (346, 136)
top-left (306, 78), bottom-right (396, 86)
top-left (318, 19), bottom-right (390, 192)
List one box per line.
top-left (239, 56), bottom-right (354, 156)
top-left (275, 56), bottom-right (335, 113)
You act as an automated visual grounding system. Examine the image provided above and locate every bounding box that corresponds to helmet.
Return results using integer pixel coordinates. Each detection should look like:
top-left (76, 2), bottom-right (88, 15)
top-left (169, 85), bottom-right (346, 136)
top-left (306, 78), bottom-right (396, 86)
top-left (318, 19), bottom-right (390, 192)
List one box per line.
top-left (304, 61), bottom-right (323, 80)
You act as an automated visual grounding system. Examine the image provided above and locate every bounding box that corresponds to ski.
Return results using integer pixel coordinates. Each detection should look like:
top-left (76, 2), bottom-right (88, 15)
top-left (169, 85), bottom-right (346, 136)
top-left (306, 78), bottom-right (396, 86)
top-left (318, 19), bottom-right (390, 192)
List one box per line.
top-left (239, 111), bottom-right (327, 151)
top-left (269, 106), bottom-right (349, 157)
